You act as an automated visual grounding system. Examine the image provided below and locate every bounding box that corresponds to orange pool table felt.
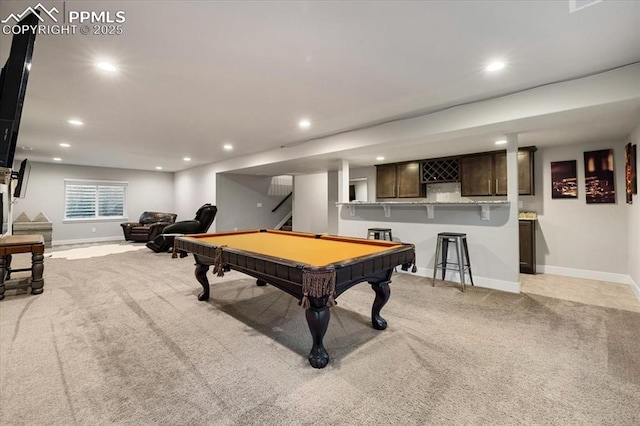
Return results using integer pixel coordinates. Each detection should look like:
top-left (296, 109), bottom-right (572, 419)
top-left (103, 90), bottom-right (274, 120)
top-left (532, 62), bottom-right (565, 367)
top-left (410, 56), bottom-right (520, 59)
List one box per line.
top-left (185, 229), bottom-right (403, 267)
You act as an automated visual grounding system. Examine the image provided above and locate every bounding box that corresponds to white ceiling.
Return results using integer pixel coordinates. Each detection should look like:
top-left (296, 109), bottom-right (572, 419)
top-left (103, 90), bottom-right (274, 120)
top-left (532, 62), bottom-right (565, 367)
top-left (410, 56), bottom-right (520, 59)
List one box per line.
top-left (1, 0), bottom-right (639, 173)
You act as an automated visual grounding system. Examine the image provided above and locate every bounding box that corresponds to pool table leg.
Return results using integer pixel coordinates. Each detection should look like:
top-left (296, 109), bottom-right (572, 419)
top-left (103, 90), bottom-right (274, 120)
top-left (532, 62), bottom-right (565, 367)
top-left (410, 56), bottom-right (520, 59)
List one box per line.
top-left (370, 281), bottom-right (391, 330)
top-left (195, 263), bottom-right (211, 301)
top-left (305, 300), bottom-right (330, 369)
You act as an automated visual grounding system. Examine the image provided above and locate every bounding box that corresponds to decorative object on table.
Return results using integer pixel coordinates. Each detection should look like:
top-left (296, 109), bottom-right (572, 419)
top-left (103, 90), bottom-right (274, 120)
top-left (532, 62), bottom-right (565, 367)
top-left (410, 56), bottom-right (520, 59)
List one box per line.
top-left (518, 211), bottom-right (538, 220)
top-left (0, 168), bottom-right (11, 185)
top-left (12, 212), bottom-right (53, 248)
top-left (583, 149), bottom-right (615, 204)
top-left (120, 211), bottom-right (177, 242)
top-left (551, 160), bottom-right (578, 199)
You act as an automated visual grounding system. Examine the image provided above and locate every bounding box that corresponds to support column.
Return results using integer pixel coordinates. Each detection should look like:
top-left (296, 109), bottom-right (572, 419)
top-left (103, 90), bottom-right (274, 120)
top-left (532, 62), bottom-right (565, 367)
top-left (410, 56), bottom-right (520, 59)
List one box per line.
top-left (338, 159), bottom-right (349, 203)
top-left (506, 133), bottom-right (521, 292)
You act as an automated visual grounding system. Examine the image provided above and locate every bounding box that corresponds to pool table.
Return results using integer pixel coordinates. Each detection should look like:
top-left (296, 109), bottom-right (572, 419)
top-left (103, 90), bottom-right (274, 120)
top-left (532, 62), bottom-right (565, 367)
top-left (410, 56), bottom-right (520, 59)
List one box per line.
top-left (173, 229), bottom-right (416, 368)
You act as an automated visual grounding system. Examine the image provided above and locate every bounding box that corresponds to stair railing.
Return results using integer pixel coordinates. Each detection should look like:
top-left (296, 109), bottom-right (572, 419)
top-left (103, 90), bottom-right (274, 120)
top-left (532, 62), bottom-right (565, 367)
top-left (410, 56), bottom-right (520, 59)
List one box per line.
top-left (272, 192), bottom-right (292, 213)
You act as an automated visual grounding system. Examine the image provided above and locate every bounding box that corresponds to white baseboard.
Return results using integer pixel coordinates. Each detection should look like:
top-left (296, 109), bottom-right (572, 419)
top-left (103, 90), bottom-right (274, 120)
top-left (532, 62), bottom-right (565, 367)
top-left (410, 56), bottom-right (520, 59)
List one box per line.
top-left (536, 265), bottom-right (630, 284)
top-left (52, 236), bottom-right (125, 246)
top-left (399, 266), bottom-right (520, 293)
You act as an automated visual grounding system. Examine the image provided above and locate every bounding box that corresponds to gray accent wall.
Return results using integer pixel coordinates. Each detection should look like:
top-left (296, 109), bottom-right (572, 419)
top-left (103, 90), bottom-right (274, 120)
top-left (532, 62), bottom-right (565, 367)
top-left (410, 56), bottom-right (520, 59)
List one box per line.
top-left (10, 161), bottom-right (174, 244)
top-left (215, 174), bottom-right (291, 232)
top-left (520, 140), bottom-right (629, 281)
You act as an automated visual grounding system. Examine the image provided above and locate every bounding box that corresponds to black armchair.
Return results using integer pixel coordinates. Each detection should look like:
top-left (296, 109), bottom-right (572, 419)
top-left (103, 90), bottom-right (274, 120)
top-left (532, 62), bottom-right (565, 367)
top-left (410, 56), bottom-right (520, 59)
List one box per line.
top-left (146, 204), bottom-right (217, 253)
top-left (121, 211), bottom-right (177, 242)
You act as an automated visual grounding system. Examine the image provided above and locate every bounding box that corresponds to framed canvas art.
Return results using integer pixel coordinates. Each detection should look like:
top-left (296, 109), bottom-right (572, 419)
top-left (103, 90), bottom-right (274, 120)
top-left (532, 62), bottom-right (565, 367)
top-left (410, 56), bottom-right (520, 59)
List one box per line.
top-left (551, 160), bottom-right (578, 199)
top-left (584, 149), bottom-right (615, 204)
top-left (626, 143), bottom-right (633, 204)
top-left (633, 144), bottom-right (637, 195)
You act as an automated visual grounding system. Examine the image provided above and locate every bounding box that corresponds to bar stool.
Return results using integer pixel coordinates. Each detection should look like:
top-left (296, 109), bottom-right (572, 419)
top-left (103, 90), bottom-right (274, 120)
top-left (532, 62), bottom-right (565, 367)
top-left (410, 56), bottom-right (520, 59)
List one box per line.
top-left (432, 232), bottom-right (474, 292)
top-left (367, 228), bottom-right (393, 241)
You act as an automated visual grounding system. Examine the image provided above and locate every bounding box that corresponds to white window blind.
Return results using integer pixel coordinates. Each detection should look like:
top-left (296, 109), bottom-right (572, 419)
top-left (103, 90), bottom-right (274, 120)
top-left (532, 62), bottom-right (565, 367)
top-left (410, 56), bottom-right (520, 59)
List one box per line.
top-left (64, 180), bottom-right (126, 220)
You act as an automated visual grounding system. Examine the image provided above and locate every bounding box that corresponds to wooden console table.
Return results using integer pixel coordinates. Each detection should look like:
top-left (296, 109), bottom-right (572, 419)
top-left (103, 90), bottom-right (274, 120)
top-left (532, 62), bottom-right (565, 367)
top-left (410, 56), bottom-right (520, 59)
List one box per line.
top-left (0, 234), bottom-right (45, 300)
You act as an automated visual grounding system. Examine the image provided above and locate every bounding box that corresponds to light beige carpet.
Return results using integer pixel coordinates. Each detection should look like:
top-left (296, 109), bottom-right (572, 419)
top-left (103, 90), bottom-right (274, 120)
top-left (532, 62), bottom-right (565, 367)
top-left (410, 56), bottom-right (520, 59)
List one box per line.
top-left (1, 248), bottom-right (639, 425)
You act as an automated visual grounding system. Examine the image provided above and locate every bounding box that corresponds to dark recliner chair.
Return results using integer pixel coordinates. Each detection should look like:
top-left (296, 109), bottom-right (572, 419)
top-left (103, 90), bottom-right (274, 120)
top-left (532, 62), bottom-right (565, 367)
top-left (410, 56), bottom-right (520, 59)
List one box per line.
top-left (121, 211), bottom-right (177, 242)
top-left (146, 204), bottom-right (217, 253)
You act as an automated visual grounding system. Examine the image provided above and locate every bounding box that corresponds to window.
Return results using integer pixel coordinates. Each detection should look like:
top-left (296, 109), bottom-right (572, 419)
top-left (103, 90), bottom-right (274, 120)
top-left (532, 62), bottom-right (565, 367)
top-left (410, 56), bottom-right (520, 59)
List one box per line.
top-left (64, 179), bottom-right (127, 220)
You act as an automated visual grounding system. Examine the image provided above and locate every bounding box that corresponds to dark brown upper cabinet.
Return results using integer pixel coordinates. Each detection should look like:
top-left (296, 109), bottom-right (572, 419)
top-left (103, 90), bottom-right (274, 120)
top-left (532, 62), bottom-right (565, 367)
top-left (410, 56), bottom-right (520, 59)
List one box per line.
top-left (460, 154), bottom-right (494, 196)
top-left (376, 162), bottom-right (424, 198)
top-left (376, 164), bottom-right (397, 198)
top-left (461, 148), bottom-right (536, 196)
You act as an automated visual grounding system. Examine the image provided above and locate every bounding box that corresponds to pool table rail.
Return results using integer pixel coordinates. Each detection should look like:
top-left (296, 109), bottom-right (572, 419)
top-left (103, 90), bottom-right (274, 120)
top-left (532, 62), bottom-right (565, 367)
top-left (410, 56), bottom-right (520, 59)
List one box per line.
top-left (175, 235), bottom-right (415, 300)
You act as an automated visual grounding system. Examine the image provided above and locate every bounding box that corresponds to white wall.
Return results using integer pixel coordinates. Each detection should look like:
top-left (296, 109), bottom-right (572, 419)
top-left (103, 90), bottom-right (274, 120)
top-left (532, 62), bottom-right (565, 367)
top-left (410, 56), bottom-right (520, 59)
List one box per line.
top-left (293, 172), bottom-right (328, 234)
top-left (216, 174), bottom-right (291, 231)
top-left (350, 166), bottom-right (376, 202)
top-left (628, 125), bottom-right (640, 299)
top-left (520, 140), bottom-right (629, 282)
top-left (174, 163), bottom-right (217, 230)
top-left (11, 161), bottom-right (174, 244)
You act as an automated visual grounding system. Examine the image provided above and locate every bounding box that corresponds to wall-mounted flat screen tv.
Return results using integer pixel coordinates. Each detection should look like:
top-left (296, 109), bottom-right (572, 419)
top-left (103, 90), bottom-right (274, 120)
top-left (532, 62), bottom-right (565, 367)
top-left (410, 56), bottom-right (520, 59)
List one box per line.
top-left (13, 158), bottom-right (30, 198)
top-left (0, 12), bottom-right (38, 169)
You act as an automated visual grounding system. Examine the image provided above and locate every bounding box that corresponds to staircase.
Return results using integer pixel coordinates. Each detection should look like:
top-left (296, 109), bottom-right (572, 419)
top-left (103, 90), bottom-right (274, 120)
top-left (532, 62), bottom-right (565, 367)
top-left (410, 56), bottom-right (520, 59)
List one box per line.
top-left (275, 211), bottom-right (293, 231)
top-left (280, 215), bottom-right (293, 231)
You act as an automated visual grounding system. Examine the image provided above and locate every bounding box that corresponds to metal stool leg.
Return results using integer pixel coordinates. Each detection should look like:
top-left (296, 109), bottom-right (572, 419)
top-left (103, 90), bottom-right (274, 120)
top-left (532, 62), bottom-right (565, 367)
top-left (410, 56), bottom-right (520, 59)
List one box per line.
top-left (462, 237), bottom-right (474, 286)
top-left (432, 237), bottom-right (442, 286)
top-left (456, 238), bottom-right (466, 292)
top-left (441, 237), bottom-right (449, 281)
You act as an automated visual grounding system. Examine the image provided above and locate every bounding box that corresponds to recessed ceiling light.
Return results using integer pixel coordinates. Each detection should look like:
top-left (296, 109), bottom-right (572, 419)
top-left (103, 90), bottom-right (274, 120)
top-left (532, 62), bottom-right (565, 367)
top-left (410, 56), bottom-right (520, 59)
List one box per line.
top-left (298, 119), bottom-right (311, 129)
top-left (376, 156), bottom-right (385, 161)
top-left (59, 143), bottom-right (70, 148)
top-left (183, 157), bottom-right (191, 161)
top-left (486, 61), bottom-right (506, 72)
top-left (223, 144), bottom-right (233, 151)
top-left (96, 61), bottom-right (117, 72)
top-left (53, 157), bottom-right (62, 161)
top-left (495, 140), bottom-right (507, 145)
top-left (68, 119), bottom-right (83, 126)
top-left (155, 166), bottom-right (163, 170)
top-left (21, 146), bottom-right (34, 151)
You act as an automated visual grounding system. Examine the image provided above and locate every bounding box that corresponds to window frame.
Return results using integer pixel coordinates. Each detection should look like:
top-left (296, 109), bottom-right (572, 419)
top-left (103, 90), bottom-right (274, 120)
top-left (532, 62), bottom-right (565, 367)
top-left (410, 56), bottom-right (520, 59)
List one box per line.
top-left (63, 178), bottom-right (128, 222)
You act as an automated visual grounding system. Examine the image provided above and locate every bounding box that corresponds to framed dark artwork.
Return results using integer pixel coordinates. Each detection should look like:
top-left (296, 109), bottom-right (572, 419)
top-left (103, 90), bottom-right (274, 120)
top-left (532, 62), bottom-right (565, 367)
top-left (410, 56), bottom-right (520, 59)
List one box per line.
top-left (625, 143), bottom-right (633, 204)
top-left (551, 160), bottom-right (578, 199)
top-left (584, 149), bottom-right (615, 204)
